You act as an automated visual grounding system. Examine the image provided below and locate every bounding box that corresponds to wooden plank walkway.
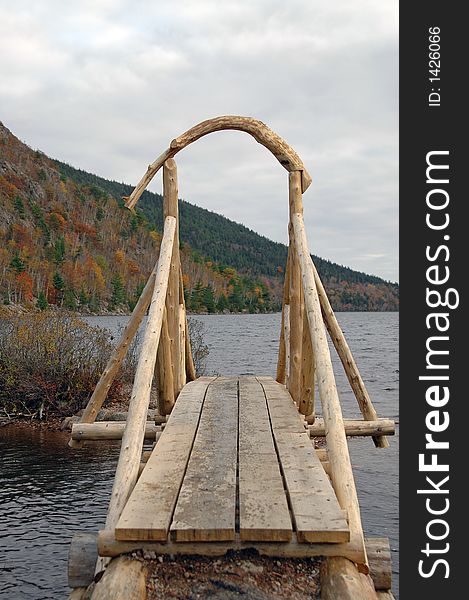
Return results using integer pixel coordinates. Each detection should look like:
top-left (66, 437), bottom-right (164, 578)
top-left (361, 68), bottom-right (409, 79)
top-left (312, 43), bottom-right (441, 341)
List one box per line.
top-left (115, 376), bottom-right (349, 545)
top-left (171, 377), bottom-right (238, 541)
top-left (259, 377), bottom-right (350, 543)
top-left (238, 377), bottom-right (292, 542)
top-left (115, 377), bottom-right (215, 541)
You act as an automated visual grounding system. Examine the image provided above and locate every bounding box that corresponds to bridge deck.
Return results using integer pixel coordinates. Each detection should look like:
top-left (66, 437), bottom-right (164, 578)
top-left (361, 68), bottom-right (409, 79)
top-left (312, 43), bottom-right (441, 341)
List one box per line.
top-left (115, 376), bottom-right (349, 545)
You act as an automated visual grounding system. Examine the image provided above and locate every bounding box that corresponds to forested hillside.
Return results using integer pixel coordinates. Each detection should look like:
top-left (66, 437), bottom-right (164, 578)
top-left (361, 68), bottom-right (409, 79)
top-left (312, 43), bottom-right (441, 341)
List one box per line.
top-left (0, 123), bottom-right (277, 313)
top-left (0, 122), bottom-right (398, 313)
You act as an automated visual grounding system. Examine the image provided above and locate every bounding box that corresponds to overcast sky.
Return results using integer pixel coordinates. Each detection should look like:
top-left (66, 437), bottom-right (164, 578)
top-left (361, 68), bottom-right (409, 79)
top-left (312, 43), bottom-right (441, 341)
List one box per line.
top-left (0, 0), bottom-right (398, 281)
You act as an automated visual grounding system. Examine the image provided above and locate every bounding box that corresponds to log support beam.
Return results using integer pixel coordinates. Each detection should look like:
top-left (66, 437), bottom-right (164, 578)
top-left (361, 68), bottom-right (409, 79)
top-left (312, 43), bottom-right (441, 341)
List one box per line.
top-left (97, 216), bottom-right (176, 573)
top-left (313, 262), bottom-right (389, 448)
top-left (71, 422), bottom-right (161, 442)
top-left (91, 556), bottom-right (147, 600)
top-left (321, 557), bottom-right (378, 600)
top-left (291, 190), bottom-right (368, 571)
top-left (309, 419), bottom-right (395, 438)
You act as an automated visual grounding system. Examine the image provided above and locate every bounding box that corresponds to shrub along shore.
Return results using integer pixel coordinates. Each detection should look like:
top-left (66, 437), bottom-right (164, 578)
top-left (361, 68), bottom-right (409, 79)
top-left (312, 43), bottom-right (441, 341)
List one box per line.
top-left (0, 310), bottom-right (209, 426)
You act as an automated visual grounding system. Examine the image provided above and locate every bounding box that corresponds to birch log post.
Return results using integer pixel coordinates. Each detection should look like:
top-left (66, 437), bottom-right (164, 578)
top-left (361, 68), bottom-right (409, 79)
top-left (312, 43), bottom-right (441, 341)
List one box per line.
top-left (291, 174), bottom-right (368, 571)
top-left (68, 263), bottom-right (159, 448)
top-left (179, 303), bottom-right (186, 387)
top-left (163, 159), bottom-right (182, 401)
top-left (283, 304), bottom-right (291, 389)
top-left (276, 309), bottom-right (286, 384)
top-left (155, 308), bottom-right (175, 415)
top-left (185, 317), bottom-right (197, 381)
top-left (299, 305), bottom-right (315, 417)
top-left (124, 116), bottom-right (312, 211)
top-left (321, 557), bottom-right (378, 600)
top-left (276, 246), bottom-right (292, 384)
top-left (91, 557), bottom-right (147, 600)
top-left (288, 175), bottom-right (304, 405)
top-left (98, 216), bottom-right (176, 571)
top-left (312, 262), bottom-right (388, 448)
top-left (179, 267), bottom-right (196, 381)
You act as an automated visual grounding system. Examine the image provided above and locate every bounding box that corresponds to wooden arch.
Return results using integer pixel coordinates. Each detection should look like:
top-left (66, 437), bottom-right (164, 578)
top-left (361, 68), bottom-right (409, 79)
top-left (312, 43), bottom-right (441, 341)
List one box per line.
top-left (124, 116), bottom-right (312, 210)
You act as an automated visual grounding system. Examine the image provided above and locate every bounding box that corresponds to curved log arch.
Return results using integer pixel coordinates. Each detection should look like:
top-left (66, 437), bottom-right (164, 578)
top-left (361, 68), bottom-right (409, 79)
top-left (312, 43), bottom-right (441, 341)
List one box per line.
top-left (125, 116), bottom-right (312, 209)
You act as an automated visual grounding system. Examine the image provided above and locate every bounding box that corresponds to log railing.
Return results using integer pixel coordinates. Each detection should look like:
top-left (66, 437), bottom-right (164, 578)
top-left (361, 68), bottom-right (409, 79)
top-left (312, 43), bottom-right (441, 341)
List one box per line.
top-left (102, 214), bottom-right (175, 536)
top-left (69, 159), bottom-right (196, 446)
top-left (275, 169), bottom-right (392, 571)
top-left (275, 170), bottom-right (389, 446)
top-left (67, 117), bottom-right (393, 587)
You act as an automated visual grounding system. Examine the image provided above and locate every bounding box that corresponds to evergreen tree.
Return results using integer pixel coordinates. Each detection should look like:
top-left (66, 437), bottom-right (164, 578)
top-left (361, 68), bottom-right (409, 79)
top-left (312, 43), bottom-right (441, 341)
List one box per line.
top-left (202, 285), bottom-right (215, 313)
top-left (37, 291), bottom-right (48, 310)
top-left (228, 283), bottom-right (243, 312)
top-left (134, 282), bottom-right (145, 299)
top-left (53, 271), bottom-right (64, 291)
top-left (190, 281), bottom-right (204, 311)
top-left (110, 274), bottom-right (126, 307)
top-left (52, 272), bottom-right (65, 305)
top-left (10, 254), bottom-right (26, 274)
top-left (88, 294), bottom-right (100, 313)
top-left (129, 214), bottom-right (138, 233)
top-left (54, 236), bottom-right (65, 264)
top-left (63, 289), bottom-right (77, 310)
top-left (128, 282), bottom-right (145, 311)
top-left (216, 293), bottom-right (228, 313)
top-left (184, 287), bottom-right (191, 310)
top-left (14, 196), bottom-right (25, 218)
top-left (79, 288), bottom-right (88, 306)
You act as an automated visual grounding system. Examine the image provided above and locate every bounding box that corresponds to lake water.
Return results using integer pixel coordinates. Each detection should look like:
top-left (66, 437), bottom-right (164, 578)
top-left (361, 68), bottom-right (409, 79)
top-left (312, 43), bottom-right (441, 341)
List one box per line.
top-left (0, 312), bottom-right (399, 599)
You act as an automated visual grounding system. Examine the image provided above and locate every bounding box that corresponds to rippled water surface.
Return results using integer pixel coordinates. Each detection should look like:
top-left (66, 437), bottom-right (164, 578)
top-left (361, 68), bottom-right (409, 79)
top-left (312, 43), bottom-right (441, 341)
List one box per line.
top-left (0, 312), bottom-right (398, 599)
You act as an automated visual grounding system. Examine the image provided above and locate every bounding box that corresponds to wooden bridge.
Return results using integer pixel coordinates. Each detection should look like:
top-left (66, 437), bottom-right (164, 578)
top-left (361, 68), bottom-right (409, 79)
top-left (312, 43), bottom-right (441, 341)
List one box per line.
top-left (67, 117), bottom-right (395, 599)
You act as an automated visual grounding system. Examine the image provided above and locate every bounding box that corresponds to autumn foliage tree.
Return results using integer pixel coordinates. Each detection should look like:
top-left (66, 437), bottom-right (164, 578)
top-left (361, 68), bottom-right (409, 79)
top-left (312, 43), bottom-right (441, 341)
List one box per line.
top-left (0, 120), bottom-right (398, 313)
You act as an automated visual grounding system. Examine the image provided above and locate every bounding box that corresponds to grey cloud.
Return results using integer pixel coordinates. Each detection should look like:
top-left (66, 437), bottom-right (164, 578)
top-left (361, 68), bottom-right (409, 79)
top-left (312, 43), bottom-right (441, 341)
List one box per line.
top-left (0, 0), bottom-right (398, 281)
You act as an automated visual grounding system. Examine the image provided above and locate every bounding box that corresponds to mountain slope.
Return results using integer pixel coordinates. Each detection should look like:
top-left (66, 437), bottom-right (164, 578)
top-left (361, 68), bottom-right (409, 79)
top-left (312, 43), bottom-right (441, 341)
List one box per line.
top-left (1, 122), bottom-right (398, 312)
top-left (0, 122), bottom-right (277, 313)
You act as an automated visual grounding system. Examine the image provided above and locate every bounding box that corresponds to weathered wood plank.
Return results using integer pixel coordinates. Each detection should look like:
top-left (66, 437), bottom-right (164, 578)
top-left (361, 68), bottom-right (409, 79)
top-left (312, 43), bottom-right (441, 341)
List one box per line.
top-left (257, 378), bottom-right (305, 434)
top-left (114, 377), bottom-right (214, 541)
top-left (171, 377), bottom-right (238, 541)
top-left (238, 377), bottom-right (292, 542)
top-left (259, 377), bottom-right (349, 544)
top-left (99, 530), bottom-right (366, 564)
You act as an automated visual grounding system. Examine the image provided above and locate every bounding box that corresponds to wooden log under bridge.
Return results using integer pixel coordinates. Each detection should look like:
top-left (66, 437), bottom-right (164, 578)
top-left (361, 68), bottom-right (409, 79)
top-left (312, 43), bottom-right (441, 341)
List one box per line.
top-left (67, 116), bottom-right (395, 600)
